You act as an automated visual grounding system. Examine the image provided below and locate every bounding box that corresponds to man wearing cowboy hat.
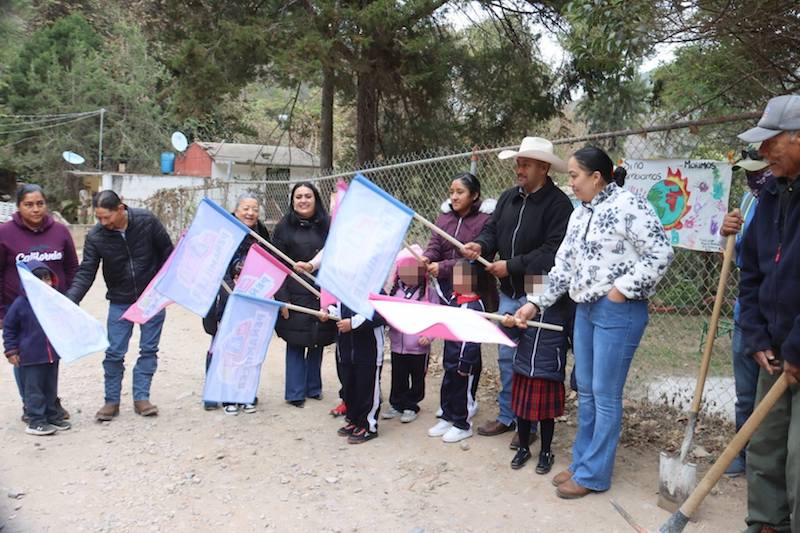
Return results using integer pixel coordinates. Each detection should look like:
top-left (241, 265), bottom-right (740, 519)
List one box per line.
top-left (718, 146), bottom-right (770, 478)
top-left (736, 94), bottom-right (800, 533)
top-left (463, 136), bottom-right (574, 439)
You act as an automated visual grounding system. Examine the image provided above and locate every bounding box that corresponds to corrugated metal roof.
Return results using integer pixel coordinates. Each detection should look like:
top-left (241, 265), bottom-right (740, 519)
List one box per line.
top-left (198, 142), bottom-right (320, 168)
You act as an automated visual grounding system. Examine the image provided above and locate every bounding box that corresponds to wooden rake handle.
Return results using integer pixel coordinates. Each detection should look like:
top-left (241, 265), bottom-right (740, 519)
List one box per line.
top-left (688, 234), bottom-right (737, 414)
top-left (679, 373), bottom-right (790, 519)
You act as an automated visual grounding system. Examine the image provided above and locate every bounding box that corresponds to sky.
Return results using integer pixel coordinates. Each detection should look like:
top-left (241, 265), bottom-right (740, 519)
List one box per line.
top-left (445, 2), bottom-right (678, 74)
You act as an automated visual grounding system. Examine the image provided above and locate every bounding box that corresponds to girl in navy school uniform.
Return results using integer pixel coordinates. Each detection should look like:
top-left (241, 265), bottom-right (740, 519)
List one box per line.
top-left (503, 289), bottom-right (574, 473)
top-left (427, 259), bottom-right (488, 443)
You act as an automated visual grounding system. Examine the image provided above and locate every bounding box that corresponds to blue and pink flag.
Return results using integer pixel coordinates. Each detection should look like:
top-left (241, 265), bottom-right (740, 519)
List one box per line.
top-left (234, 244), bottom-right (290, 299)
top-left (156, 199), bottom-right (249, 316)
top-left (121, 233), bottom-right (184, 324)
top-left (203, 293), bottom-right (281, 404)
top-left (317, 174), bottom-right (413, 318)
top-left (368, 293), bottom-right (515, 346)
top-left (17, 263), bottom-right (108, 362)
top-left (319, 179), bottom-right (349, 309)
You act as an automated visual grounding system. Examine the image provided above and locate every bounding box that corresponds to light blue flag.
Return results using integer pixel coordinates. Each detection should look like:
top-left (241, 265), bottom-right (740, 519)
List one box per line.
top-left (317, 174), bottom-right (414, 317)
top-left (16, 263), bottom-right (108, 363)
top-left (203, 293), bottom-right (280, 404)
top-left (156, 198), bottom-right (249, 316)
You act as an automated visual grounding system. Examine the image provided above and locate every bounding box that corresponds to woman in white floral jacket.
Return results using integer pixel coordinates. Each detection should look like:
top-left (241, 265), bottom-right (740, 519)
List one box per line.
top-left (513, 146), bottom-right (674, 498)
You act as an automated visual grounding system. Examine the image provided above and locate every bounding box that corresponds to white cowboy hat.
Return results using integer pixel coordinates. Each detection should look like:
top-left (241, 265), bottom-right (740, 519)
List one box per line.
top-left (498, 136), bottom-right (568, 173)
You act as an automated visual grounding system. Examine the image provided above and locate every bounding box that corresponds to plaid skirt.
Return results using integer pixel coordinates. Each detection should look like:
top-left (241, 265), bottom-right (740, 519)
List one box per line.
top-left (511, 373), bottom-right (565, 421)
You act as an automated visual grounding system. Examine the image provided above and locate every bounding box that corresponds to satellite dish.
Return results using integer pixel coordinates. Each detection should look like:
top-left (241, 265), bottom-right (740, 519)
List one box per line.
top-left (171, 131), bottom-right (188, 152)
top-left (62, 151), bottom-right (85, 165)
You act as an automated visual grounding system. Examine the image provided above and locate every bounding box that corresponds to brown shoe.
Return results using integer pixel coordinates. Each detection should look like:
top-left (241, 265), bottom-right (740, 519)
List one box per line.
top-left (133, 400), bottom-right (158, 417)
top-left (509, 430), bottom-right (539, 450)
top-left (477, 420), bottom-right (515, 437)
top-left (95, 403), bottom-right (120, 422)
top-left (556, 479), bottom-right (593, 499)
top-left (552, 469), bottom-right (572, 487)
top-left (55, 397), bottom-right (70, 420)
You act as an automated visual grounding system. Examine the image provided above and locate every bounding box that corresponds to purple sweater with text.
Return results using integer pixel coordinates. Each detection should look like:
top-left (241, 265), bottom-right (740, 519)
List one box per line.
top-left (0, 212), bottom-right (79, 319)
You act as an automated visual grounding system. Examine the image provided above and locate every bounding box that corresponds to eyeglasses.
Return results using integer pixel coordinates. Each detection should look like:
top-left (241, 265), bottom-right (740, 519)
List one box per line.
top-left (741, 147), bottom-right (763, 161)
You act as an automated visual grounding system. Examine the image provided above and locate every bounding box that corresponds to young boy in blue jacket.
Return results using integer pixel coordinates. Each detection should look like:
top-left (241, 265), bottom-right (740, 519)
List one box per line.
top-left (428, 260), bottom-right (487, 443)
top-left (3, 260), bottom-right (71, 436)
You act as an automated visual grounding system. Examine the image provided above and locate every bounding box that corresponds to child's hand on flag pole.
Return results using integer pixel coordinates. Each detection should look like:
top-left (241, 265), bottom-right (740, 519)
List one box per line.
top-left (514, 303), bottom-right (539, 328)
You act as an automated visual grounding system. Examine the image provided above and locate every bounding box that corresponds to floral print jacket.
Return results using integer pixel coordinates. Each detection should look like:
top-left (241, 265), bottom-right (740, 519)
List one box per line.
top-left (530, 183), bottom-right (674, 310)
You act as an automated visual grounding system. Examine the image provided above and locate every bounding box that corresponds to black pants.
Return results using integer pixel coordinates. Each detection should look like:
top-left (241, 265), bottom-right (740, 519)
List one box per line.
top-left (441, 365), bottom-right (481, 430)
top-left (389, 352), bottom-right (427, 413)
top-left (340, 362), bottom-right (382, 433)
top-left (21, 361), bottom-right (61, 427)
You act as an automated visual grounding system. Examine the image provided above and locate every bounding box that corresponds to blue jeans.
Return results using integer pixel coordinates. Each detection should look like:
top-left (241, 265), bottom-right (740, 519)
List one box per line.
top-left (13, 365), bottom-right (24, 401)
top-left (104, 303), bottom-right (166, 404)
top-left (570, 296), bottom-right (648, 491)
top-left (285, 344), bottom-right (323, 402)
top-left (496, 293), bottom-right (528, 426)
top-left (732, 323), bottom-right (759, 432)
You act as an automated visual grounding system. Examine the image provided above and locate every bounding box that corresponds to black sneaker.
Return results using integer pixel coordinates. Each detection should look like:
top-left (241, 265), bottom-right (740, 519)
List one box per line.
top-left (511, 447), bottom-right (532, 469)
top-left (536, 451), bottom-right (555, 475)
top-left (288, 399), bottom-right (305, 408)
top-left (50, 419), bottom-right (72, 431)
top-left (26, 423), bottom-right (56, 436)
top-left (337, 423), bottom-right (356, 437)
top-left (20, 409), bottom-right (29, 424)
top-left (347, 428), bottom-right (377, 444)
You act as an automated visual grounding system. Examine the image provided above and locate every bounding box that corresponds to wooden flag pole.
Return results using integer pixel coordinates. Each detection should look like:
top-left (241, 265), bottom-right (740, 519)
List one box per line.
top-left (221, 281), bottom-right (326, 319)
top-left (413, 213), bottom-right (493, 268)
top-left (245, 231), bottom-right (321, 298)
top-left (477, 310), bottom-right (563, 332)
top-left (248, 230), bottom-right (318, 283)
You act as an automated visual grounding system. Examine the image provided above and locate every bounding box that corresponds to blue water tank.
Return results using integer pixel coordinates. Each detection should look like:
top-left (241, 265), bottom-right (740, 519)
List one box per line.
top-left (160, 152), bottom-right (175, 174)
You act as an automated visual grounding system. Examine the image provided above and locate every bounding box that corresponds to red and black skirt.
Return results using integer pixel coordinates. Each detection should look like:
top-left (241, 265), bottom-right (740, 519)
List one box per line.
top-left (511, 373), bottom-right (565, 421)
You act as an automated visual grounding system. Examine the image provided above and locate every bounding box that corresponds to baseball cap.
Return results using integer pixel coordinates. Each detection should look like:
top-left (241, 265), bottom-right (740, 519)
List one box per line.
top-left (738, 94), bottom-right (800, 143)
top-left (732, 144), bottom-right (769, 172)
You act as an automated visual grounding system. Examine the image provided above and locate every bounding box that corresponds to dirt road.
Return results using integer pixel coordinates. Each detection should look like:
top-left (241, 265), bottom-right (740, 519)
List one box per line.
top-left (0, 280), bottom-right (746, 532)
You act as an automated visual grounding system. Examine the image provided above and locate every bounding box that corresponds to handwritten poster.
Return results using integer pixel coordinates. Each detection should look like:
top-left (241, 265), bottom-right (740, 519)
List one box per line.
top-left (622, 159), bottom-right (732, 252)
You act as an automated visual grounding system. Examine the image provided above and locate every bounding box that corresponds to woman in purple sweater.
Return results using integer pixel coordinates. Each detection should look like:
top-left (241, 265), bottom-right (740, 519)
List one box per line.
top-left (422, 172), bottom-right (496, 305)
top-left (0, 184), bottom-right (79, 421)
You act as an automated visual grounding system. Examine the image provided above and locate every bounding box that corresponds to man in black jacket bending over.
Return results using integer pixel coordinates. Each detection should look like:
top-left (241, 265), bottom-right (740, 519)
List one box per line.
top-left (67, 190), bottom-right (173, 422)
top-left (463, 136), bottom-right (573, 439)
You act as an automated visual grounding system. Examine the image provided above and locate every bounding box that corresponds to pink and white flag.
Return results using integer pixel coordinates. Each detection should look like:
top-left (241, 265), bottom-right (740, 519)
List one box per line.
top-left (122, 234), bottom-right (183, 324)
top-left (235, 244), bottom-right (291, 299)
top-left (368, 293), bottom-right (515, 347)
top-left (320, 179), bottom-right (349, 309)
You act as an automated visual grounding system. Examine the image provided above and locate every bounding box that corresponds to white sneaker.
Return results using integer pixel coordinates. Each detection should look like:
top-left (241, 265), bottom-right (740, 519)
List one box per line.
top-left (400, 410), bottom-right (417, 423)
top-left (442, 426), bottom-right (473, 443)
top-left (435, 407), bottom-right (444, 418)
top-left (223, 405), bottom-right (240, 416)
top-left (428, 420), bottom-right (453, 437)
top-left (242, 404), bottom-right (256, 414)
top-left (381, 407), bottom-right (401, 420)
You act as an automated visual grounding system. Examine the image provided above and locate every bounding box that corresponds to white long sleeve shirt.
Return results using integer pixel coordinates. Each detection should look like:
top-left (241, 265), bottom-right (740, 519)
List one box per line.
top-left (530, 183), bottom-right (674, 310)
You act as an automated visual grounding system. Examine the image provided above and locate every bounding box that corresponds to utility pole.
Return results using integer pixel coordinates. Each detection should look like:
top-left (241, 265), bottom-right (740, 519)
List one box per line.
top-left (98, 108), bottom-right (106, 171)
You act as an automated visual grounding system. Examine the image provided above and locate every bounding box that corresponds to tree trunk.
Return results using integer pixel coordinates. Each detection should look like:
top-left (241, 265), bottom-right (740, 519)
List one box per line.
top-left (356, 69), bottom-right (377, 165)
top-left (320, 65), bottom-right (334, 172)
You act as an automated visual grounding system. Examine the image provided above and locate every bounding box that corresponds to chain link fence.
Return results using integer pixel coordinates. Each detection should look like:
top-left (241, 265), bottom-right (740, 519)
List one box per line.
top-left (147, 114), bottom-right (758, 423)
